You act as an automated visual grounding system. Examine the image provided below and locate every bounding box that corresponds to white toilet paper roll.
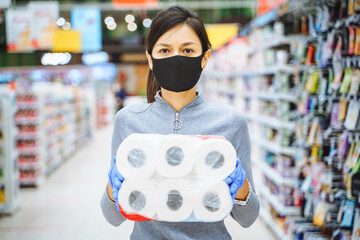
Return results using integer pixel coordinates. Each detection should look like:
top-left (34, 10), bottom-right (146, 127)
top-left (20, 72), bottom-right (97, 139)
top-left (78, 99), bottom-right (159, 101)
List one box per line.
top-left (194, 138), bottom-right (236, 181)
top-left (193, 181), bottom-right (233, 221)
top-left (156, 135), bottom-right (198, 178)
top-left (118, 179), bottom-right (157, 219)
top-left (116, 134), bottom-right (164, 179)
top-left (156, 179), bottom-right (193, 222)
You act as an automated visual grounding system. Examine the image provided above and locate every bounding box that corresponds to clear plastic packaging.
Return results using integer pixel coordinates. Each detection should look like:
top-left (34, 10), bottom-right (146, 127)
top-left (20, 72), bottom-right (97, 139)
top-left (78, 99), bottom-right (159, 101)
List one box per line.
top-left (116, 134), bottom-right (237, 222)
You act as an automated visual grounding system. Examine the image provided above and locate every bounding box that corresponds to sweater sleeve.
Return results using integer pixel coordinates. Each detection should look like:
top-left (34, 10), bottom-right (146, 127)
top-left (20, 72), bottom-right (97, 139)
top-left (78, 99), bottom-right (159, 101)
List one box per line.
top-left (230, 114), bottom-right (260, 228)
top-left (100, 110), bottom-right (127, 226)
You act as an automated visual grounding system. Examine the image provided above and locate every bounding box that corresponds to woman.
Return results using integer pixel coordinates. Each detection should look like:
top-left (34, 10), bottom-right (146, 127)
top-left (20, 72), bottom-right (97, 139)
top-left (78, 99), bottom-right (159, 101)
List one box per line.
top-left (101, 6), bottom-right (259, 239)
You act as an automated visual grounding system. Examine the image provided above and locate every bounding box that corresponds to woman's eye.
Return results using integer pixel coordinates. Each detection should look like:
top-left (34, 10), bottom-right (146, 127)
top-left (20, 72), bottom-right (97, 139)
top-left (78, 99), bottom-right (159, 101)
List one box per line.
top-left (160, 49), bottom-right (169, 54)
top-left (184, 49), bottom-right (193, 54)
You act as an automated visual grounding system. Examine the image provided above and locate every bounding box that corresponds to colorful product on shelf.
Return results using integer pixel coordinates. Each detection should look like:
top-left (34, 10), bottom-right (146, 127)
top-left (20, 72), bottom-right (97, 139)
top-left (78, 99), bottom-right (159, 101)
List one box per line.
top-left (12, 79), bottom-right (93, 186)
top-left (202, 0), bottom-right (360, 239)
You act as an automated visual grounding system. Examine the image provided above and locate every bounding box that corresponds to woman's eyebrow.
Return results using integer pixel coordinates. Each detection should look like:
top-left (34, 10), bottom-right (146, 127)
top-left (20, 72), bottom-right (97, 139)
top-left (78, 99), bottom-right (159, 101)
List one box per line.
top-left (181, 41), bottom-right (197, 46)
top-left (155, 41), bottom-right (198, 48)
top-left (156, 43), bottom-right (172, 47)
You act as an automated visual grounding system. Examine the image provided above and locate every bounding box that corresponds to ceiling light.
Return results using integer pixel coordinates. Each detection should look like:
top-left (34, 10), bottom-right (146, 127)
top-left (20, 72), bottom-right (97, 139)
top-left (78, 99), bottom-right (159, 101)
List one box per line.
top-left (125, 14), bottom-right (135, 23)
top-left (56, 17), bottom-right (66, 27)
top-left (143, 18), bottom-right (152, 28)
top-left (127, 22), bottom-right (137, 32)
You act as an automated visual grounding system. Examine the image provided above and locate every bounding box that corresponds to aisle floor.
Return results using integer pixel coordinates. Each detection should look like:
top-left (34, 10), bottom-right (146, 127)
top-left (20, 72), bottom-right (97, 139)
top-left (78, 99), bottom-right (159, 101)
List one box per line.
top-left (0, 125), bottom-right (276, 240)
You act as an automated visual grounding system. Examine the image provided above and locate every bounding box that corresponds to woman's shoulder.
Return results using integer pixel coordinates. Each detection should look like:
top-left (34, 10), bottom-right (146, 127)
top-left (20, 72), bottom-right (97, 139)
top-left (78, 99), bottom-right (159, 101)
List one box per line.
top-left (204, 101), bottom-right (247, 123)
top-left (114, 103), bottom-right (153, 121)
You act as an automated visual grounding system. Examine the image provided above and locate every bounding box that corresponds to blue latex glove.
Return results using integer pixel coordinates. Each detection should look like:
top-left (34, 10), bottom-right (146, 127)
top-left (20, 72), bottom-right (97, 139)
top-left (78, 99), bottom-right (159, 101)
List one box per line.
top-left (108, 156), bottom-right (124, 211)
top-left (226, 157), bottom-right (246, 203)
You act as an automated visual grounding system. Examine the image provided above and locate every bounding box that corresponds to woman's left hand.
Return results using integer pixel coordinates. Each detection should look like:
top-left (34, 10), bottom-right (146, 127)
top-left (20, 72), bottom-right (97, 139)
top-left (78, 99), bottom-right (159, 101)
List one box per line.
top-left (226, 157), bottom-right (247, 203)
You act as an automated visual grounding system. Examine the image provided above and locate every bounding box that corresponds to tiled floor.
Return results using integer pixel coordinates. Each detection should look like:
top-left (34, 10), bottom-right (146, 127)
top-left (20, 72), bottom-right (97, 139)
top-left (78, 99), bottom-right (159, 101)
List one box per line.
top-left (0, 125), bottom-right (276, 240)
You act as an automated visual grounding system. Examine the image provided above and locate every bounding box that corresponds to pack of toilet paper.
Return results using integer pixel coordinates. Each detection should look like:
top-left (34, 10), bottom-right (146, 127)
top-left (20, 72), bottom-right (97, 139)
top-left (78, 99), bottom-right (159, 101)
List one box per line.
top-left (116, 134), bottom-right (237, 222)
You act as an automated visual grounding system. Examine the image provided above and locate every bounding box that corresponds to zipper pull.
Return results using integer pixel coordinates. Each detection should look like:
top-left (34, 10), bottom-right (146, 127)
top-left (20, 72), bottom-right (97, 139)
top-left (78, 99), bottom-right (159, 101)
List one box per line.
top-left (172, 112), bottom-right (182, 134)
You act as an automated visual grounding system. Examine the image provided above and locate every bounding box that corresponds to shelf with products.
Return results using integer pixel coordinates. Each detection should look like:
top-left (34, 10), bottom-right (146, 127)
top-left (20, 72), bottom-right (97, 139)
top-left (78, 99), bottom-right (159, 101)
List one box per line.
top-left (262, 1), bottom-right (360, 239)
top-left (33, 83), bottom-right (78, 176)
top-left (0, 85), bottom-right (20, 214)
top-left (245, 113), bottom-right (296, 131)
top-left (203, 64), bottom-right (297, 79)
top-left (254, 92), bottom-right (298, 103)
top-left (255, 138), bottom-right (301, 157)
top-left (203, 0), bottom-right (360, 238)
top-left (249, 35), bottom-right (315, 56)
top-left (1, 67), bottom-right (96, 187)
top-left (258, 184), bottom-right (301, 216)
top-left (259, 208), bottom-right (288, 240)
top-left (15, 91), bottom-right (45, 187)
top-left (253, 159), bottom-right (298, 187)
top-left (249, 37), bottom-right (292, 56)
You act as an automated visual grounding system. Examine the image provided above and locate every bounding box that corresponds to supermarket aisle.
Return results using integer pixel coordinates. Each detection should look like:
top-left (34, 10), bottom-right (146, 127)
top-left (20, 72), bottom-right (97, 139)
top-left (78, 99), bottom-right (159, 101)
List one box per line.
top-left (0, 126), bottom-right (275, 240)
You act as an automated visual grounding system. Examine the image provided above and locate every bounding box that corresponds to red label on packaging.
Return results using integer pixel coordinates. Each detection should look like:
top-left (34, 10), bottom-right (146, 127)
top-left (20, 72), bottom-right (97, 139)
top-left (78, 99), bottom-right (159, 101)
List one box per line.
top-left (118, 204), bottom-right (152, 222)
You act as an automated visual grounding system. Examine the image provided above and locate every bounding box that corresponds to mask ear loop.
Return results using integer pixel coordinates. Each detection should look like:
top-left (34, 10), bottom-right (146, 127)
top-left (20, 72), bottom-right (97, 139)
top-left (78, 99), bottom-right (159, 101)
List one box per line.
top-left (201, 50), bottom-right (208, 69)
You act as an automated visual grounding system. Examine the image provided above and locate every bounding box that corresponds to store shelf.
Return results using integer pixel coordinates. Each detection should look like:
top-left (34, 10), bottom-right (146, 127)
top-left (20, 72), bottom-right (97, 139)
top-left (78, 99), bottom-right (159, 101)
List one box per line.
top-left (203, 64), bottom-right (296, 79)
top-left (254, 160), bottom-right (298, 187)
top-left (46, 155), bottom-right (63, 175)
top-left (16, 132), bottom-right (39, 139)
top-left (249, 38), bottom-right (292, 55)
top-left (259, 208), bottom-right (288, 240)
top-left (14, 117), bottom-right (39, 125)
top-left (245, 113), bottom-right (296, 131)
top-left (17, 147), bottom-right (39, 154)
top-left (16, 102), bottom-right (40, 108)
top-left (0, 90), bottom-right (20, 214)
top-left (19, 177), bottom-right (44, 186)
top-left (259, 187), bottom-right (300, 216)
top-left (253, 65), bottom-right (296, 76)
top-left (217, 89), bottom-right (237, 96)
top-left (254, 92), bottom-right (298, 103)
top-left (18, 161), bottom-right (41, 169)
top-left (254, 138), bottom-right (300, 157)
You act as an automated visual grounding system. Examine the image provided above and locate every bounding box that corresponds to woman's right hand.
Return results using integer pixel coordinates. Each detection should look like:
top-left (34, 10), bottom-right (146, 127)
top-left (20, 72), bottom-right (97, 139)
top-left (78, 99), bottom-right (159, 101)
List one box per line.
top-left (108, 156), bottom-right (124, 207)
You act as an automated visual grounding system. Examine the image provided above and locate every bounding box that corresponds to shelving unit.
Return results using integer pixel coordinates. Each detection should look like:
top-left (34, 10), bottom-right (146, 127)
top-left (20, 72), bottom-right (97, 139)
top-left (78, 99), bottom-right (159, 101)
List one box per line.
top-left (253, 160), bottom-right (298, 187)
top-left (255, 138), bottom-right (300, 157)
top-left (245, 113), bottom-right (296, 131)
top-left (13, 82), bottom-right (94, 187)
top-left (202, 0), bottom-right (360, 238)
top-left (15, 91), bottom-right (45, 186)
top-left (259, 208), bottom-right (288, 240)
top-left (259, 187), bottom-right (300, 216)
top-left (0, 86), bottom-right (20, 214)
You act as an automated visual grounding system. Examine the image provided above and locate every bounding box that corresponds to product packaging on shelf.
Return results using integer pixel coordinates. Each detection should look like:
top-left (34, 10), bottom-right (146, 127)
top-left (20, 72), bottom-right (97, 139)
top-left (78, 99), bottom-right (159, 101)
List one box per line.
top-left (202, 0), bottom-right (360, 238)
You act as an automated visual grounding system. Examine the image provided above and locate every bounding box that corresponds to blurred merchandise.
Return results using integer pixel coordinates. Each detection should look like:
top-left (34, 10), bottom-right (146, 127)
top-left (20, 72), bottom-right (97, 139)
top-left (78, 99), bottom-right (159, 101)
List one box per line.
top-left (205, 24), bottom-right (239, 50)
top-left (112, 0), bottom-right (158, 8)
top-left (70, 7), bottom-right (102, 52)
top-left (203, 0), bottom-right (360, 239)
top-left (0, 0), bottom-right (11, 9)
top-left (0, 64), bottom-right (118, 187)
top-left (0, 84), bottom-right (20, 214)
top-left (5, 1), bottom-right (59, 52)
top-left (29, 1), bottom-right (59, 50)
top-left (257, 0), bottom-right (288, 16)
top-left (5, 8), bottom-right (32, 52)
top-left (52, 30), bottom-right (81, 53)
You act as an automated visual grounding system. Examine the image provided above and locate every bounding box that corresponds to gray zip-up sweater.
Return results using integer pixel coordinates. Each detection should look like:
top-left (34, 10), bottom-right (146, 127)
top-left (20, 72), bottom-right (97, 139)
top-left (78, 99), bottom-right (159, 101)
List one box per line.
top-left (100, 91), bottom-right (260, 239)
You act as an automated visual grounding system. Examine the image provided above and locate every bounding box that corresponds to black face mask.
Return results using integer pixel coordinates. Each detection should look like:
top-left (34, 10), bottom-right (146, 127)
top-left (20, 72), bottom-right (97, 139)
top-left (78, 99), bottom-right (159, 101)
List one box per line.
top-left (150, 52), bottom-right (205, 92)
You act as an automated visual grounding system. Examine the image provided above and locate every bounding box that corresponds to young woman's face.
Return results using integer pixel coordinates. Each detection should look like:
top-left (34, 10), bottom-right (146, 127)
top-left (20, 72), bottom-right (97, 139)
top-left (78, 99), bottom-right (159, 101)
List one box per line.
top-left (151, 24), bottom-right (203, 59)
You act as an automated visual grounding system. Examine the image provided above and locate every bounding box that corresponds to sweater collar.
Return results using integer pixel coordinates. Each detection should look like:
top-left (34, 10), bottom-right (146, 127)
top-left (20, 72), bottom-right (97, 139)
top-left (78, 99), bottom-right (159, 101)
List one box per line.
top-left (154, 90), bottom-right (205, 111)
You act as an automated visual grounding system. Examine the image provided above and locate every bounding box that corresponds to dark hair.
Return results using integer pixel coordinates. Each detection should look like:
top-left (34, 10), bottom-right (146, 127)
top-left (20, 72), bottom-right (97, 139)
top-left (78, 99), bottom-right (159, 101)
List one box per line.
top-left (145, 6), bottom-right (212, 103)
